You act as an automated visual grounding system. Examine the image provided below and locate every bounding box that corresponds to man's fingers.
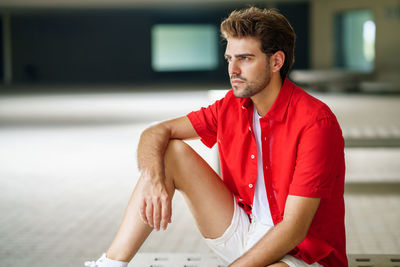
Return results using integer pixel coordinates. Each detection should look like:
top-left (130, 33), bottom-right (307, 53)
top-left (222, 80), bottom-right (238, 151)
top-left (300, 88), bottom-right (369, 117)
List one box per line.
top-left (145, 198), bottom-right (154, 227)
top-left (161, 194), bottom-right (171, 231)
top-left (139, 199), bottom-right (148, 225)
top-left (153, 196), bottom-right (161, 231)
top-left (137, 177), bottom-right (170, 231)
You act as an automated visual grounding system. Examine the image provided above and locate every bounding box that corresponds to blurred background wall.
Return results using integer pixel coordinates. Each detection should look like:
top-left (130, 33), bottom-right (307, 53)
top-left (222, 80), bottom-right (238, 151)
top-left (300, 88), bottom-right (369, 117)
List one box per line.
top-left (312, 0), bottom-right (400, 69)
top-left (311, 0), bottom-right (400, 81)
top-left (0, 0), bottom-right (311, 88)
top-left (0, 0), bottom-right (398, 91)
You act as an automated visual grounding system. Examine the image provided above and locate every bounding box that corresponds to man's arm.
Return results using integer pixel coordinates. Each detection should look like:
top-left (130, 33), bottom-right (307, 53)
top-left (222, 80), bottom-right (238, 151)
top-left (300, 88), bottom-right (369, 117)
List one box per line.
top-left (137, 116), bottom-right (199, 231)
top-left (230, 195), bottom-right (320, 267)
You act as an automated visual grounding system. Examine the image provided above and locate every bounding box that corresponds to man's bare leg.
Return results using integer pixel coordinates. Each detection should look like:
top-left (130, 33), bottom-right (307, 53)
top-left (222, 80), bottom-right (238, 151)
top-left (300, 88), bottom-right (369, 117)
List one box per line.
top-left (106, 139), bottom-right (234, 261)
top-left (268, 262), bottom-right (289, 267)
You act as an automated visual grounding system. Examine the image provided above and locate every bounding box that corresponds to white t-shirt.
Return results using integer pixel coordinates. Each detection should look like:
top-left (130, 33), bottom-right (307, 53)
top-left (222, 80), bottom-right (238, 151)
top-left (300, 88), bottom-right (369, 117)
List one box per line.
top-left (252, 106), bottom-right (274, 226)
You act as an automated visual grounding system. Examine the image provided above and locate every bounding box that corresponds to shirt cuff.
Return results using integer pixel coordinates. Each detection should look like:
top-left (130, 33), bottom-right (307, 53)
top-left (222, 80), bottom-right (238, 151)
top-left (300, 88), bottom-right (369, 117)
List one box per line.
top-left (187, 112), bottom-right (216, 148)
top-left (289, 184), bottom-right (333, 198)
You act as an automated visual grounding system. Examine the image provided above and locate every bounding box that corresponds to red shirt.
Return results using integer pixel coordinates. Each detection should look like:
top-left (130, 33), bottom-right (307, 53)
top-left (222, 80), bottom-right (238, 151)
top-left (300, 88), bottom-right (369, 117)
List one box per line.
top-left (187, 78), bottom-right (347, 267)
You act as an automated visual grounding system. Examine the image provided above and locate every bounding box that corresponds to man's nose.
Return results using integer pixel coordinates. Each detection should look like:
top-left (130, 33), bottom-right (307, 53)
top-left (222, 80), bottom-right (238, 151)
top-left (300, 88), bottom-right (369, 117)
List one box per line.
top-left (229, 61), bottom-right (241, 75)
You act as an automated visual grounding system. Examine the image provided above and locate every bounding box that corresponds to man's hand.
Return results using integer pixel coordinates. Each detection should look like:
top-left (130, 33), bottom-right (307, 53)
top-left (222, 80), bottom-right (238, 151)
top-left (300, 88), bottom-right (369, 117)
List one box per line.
top-left (138, 171), bottom-right (172, 231)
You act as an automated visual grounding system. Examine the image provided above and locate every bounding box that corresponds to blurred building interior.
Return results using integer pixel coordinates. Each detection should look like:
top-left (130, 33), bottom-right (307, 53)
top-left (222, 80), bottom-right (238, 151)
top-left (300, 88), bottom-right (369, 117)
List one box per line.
top-left (0, 0), bottom-right (399, 90)
top-left (0, 0), bottom-right (399, 266)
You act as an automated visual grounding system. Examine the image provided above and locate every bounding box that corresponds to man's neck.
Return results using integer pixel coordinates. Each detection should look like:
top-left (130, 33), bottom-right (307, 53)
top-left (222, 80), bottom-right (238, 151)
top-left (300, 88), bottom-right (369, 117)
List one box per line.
top-left (251, 76), bottom-right (283, 117)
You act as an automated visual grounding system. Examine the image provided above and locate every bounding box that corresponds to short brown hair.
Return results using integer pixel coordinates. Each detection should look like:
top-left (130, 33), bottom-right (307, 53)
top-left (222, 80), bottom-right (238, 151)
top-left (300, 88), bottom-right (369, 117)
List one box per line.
top-left (220, 7), bottom-right (296, 80)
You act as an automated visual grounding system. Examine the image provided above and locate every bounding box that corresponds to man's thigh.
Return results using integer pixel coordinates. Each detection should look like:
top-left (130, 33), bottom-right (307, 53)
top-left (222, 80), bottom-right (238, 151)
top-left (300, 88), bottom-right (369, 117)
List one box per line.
top-left (268, 263), bottom-right (290, 267)
top-left (164, 139), bottom-right (234, 239)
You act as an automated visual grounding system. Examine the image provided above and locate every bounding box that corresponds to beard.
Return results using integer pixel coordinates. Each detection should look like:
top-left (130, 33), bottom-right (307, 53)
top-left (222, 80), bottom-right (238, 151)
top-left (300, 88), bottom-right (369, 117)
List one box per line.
top-left (231, 72), bottom-right (271, 98)
top-left (230, 61), bottom-right (271, 98)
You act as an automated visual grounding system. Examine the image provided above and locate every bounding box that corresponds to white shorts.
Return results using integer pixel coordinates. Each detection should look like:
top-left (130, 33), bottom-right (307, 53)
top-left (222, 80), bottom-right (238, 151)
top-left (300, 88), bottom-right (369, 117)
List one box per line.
top-left (204, 197), bottom-right (323, 267)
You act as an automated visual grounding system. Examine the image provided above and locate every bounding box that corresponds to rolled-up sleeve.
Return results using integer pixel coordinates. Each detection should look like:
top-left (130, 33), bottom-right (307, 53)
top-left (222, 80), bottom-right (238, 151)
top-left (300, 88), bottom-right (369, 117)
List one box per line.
top-left (187, 98), bottom-right (222, 148)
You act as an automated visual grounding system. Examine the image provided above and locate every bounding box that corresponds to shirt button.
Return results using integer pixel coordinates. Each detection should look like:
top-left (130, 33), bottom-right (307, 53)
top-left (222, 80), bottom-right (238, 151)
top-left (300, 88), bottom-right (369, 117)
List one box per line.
top-left (251, 154), bottom-right (255, 159)
top-left (265, 165), bottom-right (268, 169)
top-left (242, 105), bottom-right (245, 110)
top-left (249, 183), bottom-right (254, 188)
top-left (249, 126), bottom-right (251, 131)
top-left (264, 137), bottom-right (267, 141)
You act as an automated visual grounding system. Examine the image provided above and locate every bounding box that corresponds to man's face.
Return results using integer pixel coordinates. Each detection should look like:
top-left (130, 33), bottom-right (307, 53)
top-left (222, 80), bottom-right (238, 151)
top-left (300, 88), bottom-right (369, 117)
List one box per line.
top-left (224, 37), bottom-right (271, 98)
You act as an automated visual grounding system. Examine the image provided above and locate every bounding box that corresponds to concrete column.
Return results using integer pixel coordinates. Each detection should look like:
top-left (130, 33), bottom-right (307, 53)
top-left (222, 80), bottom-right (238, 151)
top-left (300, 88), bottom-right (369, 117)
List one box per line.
top-left (2, 13), bottom-right (12, 85)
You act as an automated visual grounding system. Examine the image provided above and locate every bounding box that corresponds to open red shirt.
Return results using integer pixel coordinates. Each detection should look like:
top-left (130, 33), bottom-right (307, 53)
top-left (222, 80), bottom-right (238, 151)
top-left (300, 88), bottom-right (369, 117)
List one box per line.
top-left (187, 78), bottom-right (347, 267)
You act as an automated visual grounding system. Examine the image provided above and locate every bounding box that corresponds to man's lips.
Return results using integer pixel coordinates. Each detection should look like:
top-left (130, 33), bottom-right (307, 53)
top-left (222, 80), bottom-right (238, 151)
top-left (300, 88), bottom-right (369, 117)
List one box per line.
top-left (231, 79), bottom-right (245, 85)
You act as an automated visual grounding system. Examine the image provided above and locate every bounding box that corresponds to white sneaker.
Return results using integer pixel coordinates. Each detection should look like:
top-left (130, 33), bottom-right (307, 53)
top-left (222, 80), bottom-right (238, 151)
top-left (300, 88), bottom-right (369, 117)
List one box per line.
top-left (84, 253), bottom-right (107, 267)
top-left (84, 253), bottom-right (128, 267)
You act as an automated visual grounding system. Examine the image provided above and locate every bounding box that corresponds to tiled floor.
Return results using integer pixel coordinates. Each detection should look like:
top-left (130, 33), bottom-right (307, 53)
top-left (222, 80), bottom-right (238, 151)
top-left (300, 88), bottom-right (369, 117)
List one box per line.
top-left (0, 89), bottom-right (399, 267)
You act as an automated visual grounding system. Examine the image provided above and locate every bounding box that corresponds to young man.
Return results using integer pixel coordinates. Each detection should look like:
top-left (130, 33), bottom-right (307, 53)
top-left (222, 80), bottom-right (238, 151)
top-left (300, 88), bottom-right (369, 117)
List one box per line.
top-left (85, 7), bottom-right (348, 267)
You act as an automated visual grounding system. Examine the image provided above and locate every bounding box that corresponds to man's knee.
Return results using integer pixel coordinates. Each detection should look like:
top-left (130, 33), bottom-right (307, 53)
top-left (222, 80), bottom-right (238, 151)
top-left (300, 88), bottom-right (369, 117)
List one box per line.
top-left (164, 139), bottom-right (214, 189)
top-left (164, 139), bottom-right (196, 177)
top-left (164, 139), bottom-right (192, 161)
top-left (166, 139), bottom-right (189, 152)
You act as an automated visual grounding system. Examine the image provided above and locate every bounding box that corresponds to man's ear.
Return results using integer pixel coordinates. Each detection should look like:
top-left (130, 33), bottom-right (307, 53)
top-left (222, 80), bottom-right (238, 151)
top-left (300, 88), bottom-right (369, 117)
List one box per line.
top-left (270, 51), bottom-right (285, 73)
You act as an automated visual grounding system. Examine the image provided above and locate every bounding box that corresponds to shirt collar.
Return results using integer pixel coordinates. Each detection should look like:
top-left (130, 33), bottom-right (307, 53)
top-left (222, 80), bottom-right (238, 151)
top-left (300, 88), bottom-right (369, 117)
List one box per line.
top-left (240, 78), bottom-right (294, 122)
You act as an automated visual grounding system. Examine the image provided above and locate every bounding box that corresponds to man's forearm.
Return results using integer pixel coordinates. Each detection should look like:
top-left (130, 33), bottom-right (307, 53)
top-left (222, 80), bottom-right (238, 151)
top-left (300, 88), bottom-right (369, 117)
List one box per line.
top-left (231, 196), bottom-right (320, 266)
top-left (135, 122), bottom-right (174, 231)
top-left (137, 123), bottom-right (172, 177)
top-left (230, 219), bottom-right (305, 267)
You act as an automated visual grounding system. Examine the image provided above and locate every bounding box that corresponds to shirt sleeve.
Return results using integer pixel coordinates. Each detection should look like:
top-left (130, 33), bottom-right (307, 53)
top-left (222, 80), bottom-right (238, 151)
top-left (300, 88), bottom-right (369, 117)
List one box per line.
top-left (289, 116), bottom-right (345, 198)
top-left (186, 98), bottom-right (222, 148)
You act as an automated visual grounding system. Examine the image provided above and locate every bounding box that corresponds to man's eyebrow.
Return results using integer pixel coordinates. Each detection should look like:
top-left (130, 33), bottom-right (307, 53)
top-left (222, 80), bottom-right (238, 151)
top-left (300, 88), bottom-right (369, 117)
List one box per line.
top-left (224, 53), bottom-right (255, 58)
top-left (236, 53), bottom-right (255, 57)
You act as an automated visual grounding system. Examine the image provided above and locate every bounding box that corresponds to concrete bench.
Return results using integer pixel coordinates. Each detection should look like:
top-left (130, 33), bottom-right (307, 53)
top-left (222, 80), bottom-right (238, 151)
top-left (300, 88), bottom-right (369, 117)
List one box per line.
top-left (129, 253), bottom-right (400, 267)
top-left (289, 70), bottom-right (372, 92)
top-left (348, 254), bottom-right (400, 267)
top-left (129, 253), bottom-right (223, 267)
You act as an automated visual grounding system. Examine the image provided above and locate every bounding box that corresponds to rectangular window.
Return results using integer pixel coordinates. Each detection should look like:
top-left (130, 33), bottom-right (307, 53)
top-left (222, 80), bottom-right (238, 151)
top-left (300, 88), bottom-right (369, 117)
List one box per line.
top-left (151, 24), bottom-right (218, 72)
top-left (334, 9), bottom-right (375, 71)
